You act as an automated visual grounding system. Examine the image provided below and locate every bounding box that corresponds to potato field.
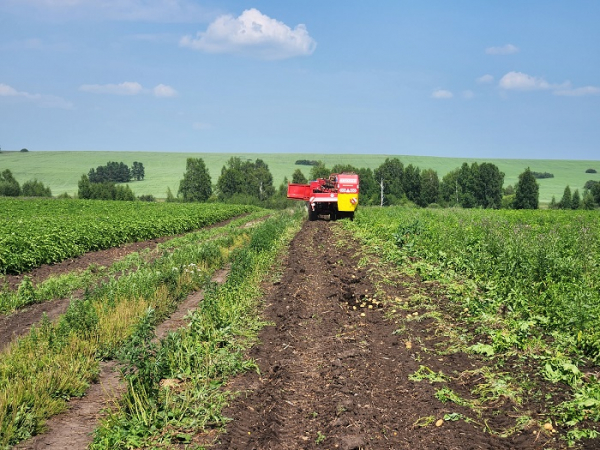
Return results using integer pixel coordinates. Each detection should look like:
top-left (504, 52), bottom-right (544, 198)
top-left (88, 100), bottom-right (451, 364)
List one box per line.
top-left (1, 199), bottom-right (599, 449)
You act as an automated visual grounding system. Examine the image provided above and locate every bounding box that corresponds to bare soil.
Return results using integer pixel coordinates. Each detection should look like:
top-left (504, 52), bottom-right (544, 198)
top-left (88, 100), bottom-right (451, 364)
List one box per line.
top-left (0, 238), bottom-right (168, 351)
top-left (209, 220), bottom-right (567, 450)
top-left (5, 217), bottom-right (598, 449)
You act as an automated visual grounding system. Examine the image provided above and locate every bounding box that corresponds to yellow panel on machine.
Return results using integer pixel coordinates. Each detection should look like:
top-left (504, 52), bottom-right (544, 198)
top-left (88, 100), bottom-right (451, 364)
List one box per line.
top-left (338, 193), bottom-right (359, 212)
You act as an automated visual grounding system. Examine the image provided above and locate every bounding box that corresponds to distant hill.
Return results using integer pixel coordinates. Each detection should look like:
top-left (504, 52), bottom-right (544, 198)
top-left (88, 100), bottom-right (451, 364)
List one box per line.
top-left (1, 151), bottom-right (598, 204)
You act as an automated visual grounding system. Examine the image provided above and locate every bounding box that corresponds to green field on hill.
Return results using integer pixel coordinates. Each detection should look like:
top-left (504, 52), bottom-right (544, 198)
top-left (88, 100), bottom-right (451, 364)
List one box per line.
top-left (1, 151), bottom-right (599, 204)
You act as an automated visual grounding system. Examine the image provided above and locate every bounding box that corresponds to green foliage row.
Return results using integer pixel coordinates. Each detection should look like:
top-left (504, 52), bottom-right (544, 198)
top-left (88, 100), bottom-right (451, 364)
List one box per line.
top-left (0, 169), bottom-right (52, 198)
top-left (90, 211), bottom-right (302, 449)
top-left (88, 161), bottom-right (143, 184)
top-left (346, 206), bottom-right (600, 436)
top-left (0, 216), bottom-right (263, 448)
top-left (0, 198), bottom-right (257, 274)
top-left (0, 210), bottom-right (272, 314)
top-left (304, 159), bottom-right (509, 209)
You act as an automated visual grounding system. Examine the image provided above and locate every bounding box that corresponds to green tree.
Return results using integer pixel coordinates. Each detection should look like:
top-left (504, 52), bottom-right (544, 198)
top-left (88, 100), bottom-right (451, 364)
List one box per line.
top-left (22, 179), bottom-right (52, 197)
top-left (292, 169), bottom-right (308, 184)
top-left (89, 161), bottom-right (131, 183)
top-left (440, 168), bottom-right (461, 206)
top-left (419, 169), bottom-right (439, 207)
top-left (0, 169), bottom-right (21, 196)
top-left (356, 167), bottom-right (378, 205)
top-left (77, 174), bottom-right (92, 199)
top-left (477, 162), bottom-right (504, 209)
top-left (374, 158), bottom-right (404, 205)
top-left (571, 189), bottom-right (581, 210)
top-left (178, 158), bottom-right (212, 202)
top-left (131, 161), bottom-right (145, 181)
top-left (309, 161), bottom-right (331, 180)
top-left (403, 164), bottom-right (421, 204)
top-left (514, 168), bottom-right (539, 209)
top-left (558, 186), bottom-right (572, 209)
top-left (216, 157), bottom-right (275, 201)
top-left (591, 182), bottom-right (600, 205)
top-left (582, 191), bottom-right (596, 210)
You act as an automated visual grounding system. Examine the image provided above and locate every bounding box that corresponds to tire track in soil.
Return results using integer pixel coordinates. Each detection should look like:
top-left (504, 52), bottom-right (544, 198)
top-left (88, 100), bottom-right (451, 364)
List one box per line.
top-left (15, 268), bottom-right (230, 450)
top-left (210, 220), bottom-right (546, 450)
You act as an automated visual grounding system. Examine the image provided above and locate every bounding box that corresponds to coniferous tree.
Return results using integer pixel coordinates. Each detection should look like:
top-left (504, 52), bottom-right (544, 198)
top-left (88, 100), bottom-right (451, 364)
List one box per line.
top-left (292, 169), bottom-right (308, 184)
top-left (559, 186), bottom-right (572, 209)
top-left (571, 189), bottom-right (581, 210)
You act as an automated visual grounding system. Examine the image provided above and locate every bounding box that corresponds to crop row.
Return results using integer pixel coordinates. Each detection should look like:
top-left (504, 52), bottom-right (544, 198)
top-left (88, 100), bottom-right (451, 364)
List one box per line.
top-left (0, 198), bottom-right (257, 274)
top-left (347, 207), bottom-right (600, 438)
top-left (0, 210), bottom-right (301, 448)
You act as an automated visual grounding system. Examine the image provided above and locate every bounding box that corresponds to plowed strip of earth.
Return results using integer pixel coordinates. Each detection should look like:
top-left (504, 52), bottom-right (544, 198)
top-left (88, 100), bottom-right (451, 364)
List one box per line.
top-left (209, 220), bottom-right (559, 450)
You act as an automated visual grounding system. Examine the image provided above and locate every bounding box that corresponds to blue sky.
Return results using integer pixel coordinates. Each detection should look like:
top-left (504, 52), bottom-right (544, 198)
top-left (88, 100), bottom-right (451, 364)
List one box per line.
top-left (1, 1), bottom-right (599, 159)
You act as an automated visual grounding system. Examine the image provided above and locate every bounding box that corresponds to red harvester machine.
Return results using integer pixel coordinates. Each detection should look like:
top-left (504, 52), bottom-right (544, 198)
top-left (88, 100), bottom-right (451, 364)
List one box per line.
top-left (287, 173), bottom-right (359, 221)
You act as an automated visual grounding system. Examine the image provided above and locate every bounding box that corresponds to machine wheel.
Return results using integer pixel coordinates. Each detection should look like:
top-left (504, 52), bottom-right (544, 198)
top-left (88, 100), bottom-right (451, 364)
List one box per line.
top-left (308, 207), bottom-right (317, 221)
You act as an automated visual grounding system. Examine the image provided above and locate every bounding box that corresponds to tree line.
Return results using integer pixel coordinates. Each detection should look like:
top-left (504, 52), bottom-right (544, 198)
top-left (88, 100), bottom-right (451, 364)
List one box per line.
top-left (0, 169), bottom-right (52, 197)
top-left (171, 157), bottom-right (545, 210)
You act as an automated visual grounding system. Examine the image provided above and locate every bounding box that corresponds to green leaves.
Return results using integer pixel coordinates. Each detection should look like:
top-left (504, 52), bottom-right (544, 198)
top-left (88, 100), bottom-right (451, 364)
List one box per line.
top-left (1, 198), bottom-right (256, 274)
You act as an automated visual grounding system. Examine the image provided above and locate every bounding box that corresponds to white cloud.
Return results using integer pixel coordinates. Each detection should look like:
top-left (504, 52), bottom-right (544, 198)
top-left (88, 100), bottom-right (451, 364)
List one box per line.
top-left (0, 83), bottom-right (73, 108)
top-left (431, 89), bottom-right (453, 99)
top-left (485, 44), bottom-right (519, 55)
top-left (498, 71), bottom-right (598, 96)
top-left (553, 86), bottom-right (600, 97)
top-left (180, 8), bottom-right (317, 60)
top-left (153, 84), bottom-right (177, 97)
top-left (476, 74), bottom-right (494, 84)
top-left (80, 81), bottom-right (177, 98)
top-left (80, 81), bottom-right (144, 95)
top-left (499, 71), bottom-right (560, 91)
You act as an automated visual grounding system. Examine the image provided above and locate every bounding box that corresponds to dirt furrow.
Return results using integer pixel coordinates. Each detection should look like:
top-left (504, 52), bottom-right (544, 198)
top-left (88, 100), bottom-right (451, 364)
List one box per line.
top-left (15, 268), bottom-right (230, 450)
top-left (210, 220), bottom-right (544, 450)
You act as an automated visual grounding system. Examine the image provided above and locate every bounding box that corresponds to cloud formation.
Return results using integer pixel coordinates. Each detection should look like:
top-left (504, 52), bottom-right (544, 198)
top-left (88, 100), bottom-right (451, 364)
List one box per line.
top-left (431, 89), bottom-right (453, 99)
top-left (0, 83), bottom-right (73, 108)
top-left (485, 44), bottom-right (519, 55)
top-left (79, 82), bottom-right (177, 97)
top-left (498, 71), bottom-right (599, 96)
top-left (180, 8), bottom-right (317, 60)
top-left (153, 84), bottom-right (178, 97)
top-left (476, 74), bottom-right (494, 84)
top-left (499, 71), bottom-right (561, 91)
top-left (554, 86), bottom-right (600, 97)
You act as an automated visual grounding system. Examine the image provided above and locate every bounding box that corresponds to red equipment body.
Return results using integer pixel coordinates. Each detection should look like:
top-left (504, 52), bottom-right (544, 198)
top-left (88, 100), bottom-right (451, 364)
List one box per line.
top-left (287, 173), bottom-right (359, 221)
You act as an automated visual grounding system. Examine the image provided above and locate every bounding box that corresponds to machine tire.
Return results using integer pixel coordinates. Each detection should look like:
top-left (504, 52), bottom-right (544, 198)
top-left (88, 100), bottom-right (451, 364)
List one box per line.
top-left (308, 207), bottom-right (317, 221)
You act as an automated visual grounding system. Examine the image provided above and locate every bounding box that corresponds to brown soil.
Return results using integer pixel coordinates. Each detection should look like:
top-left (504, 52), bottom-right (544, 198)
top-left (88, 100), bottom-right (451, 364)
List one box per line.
top-left (0, 214), bottom-right (249, 350)
top-left (0, 238), bottom-right (168, 351)
top-left (15, 268), bottom-right (230, 450)
top-left (5, 217), bottom-right (597, 449)
top-left (209, 220), bottom-right (565, 450)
